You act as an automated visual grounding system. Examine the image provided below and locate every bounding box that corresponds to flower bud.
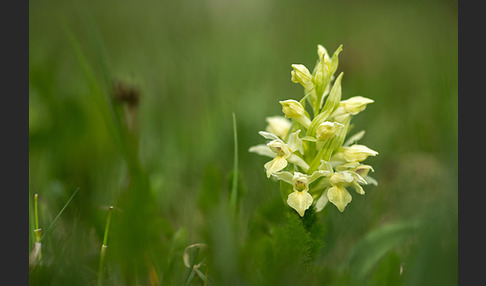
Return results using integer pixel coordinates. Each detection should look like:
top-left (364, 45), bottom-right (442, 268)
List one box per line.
top-left (341, 96), bottom-right (374, 115)
top-left (280, 99), bottom-right (305, 118)
top-left (290, 64), bottom-right (313, 89)
top-left (279, 100), bottom-right (311, 129)
top-left (317, 45), bottom-right (331, 66)
top-left (316, 121), bottom-right (343, 141)
top-left (342, 144), bottom-right (378, 162)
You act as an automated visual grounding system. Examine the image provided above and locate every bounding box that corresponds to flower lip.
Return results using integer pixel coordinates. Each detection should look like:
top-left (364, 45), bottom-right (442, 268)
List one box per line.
top-left (287, 191), bottom-right (313, 217)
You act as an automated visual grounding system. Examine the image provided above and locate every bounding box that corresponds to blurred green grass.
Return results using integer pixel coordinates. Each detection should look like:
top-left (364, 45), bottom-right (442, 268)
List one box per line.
top-left (29, 0), bottom-right (457, 285)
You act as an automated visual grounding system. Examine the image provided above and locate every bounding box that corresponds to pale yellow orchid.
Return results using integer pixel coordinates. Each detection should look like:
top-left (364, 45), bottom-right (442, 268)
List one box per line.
top-left (265, 116), bottom-right (292, 140)
top-left (272, 170), bottom-right (330, 216)
top-left (290, 64), bottom-right (314, 91)
top-left (335, 162), bottom-right (378, 186)
top-left (326, 170), bottom-right (367, 212)
top-left (329, 96), bottom-right (374, 123)
top-left (331, 144), bottom-right (378, 164)
top-left (249, 130), bottom-right (309, 178)
top-left (249, 43), bottom-right (378, 217)
top-left (316, 121), bottom-right (343, 141)
top-left (279, 100), bottom-right (312, 129)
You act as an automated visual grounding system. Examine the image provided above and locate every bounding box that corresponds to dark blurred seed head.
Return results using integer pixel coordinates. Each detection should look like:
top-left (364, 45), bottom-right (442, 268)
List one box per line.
top-left (112, 79), bottom-right (140, 108)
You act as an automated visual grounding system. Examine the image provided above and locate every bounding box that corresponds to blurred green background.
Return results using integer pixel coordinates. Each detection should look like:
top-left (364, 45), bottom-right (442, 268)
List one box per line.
top-left (29, 0), bottom-right (457, 285)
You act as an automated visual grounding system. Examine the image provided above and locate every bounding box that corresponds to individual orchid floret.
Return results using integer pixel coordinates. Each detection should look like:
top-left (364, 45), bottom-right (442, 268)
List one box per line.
top-left (331, 144), bottom-right (378, 164)
top-left (291, 64), bottom-right (314, 90)
top-left (279, 99), bottom-right (312, 129)
top-left (273, 170), bottom-right (330, 216)
top-left (291, 64), bottom-right (319, 114)
top-left (249, 130), bottom-right (309, 178)
top-left (341, 96), bottom-right (374, 115)
top-left (335, 162), bottom-right (372, 177)
top-left (341, 144), bottom-right (378, 162)
top-left (327, 170), bottom-right (367, 212)
top-left (265, 116), bottom-right (292, 140)
top-left (308, 121), bottom-right (345, 151)
top-left (330, 96), bottom-right (374, 122)
top-left (335, 162), bottom-right (378, 186)
top-left (316, 121), bottom-right (344, 141)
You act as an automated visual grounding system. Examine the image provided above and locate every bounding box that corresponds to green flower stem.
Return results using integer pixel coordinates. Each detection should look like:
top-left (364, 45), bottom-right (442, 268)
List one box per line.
top-left (33, 194), bottom-right (42, 261)
top-left (34, 194), bottom-right (41, 240)
top-left (98, 206), bottom-right (114, 286)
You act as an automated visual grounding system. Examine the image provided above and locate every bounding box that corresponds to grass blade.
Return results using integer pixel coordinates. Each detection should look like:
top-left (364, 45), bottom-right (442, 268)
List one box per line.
top-left (40, 188), bottom-right (79, 241)
top-left (230, 112), bottom-right (238, 210)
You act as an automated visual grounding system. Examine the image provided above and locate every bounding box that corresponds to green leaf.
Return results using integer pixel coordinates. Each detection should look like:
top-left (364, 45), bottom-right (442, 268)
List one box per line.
top-left (330, 44), bottom-right (343, 76)
top-left (346, 219), bottom-right (421, 281)
top-left (230, 112), bottom-right (239, 210)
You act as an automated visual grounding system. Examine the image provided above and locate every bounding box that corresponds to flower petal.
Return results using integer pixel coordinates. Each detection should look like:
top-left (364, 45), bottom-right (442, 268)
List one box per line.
top-left (249, 144), bottom-right (276, 158)
top-left (264, 156), bottom-right (288, 178)
top-left (364, 175), bottom-right (378, 186)
top-left (308, 170), bottom-right (331, 184)
top-left (287, 154), bottom-right (309, 172)
top-left (327, 186), bottom-right (352, 212)
top-left (348, 171), bottom-right (367, 185)
top-left (287, 191), bottom-right (313, 217)
top-left (272, 171), bottom-right (294, 184)
top-left (315, 189), bottom-right (329, 212)
top-left (258, 131), bottom-right (281, 141)
top-left (352, 182), bottom-right (365, 195)
top-left (343, 130), bottom-right (366, 147)
top-left (287, 130), bottom-right (304, 154)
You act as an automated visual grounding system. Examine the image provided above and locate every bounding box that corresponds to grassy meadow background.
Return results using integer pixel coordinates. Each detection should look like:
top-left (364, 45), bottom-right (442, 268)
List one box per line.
top-left (29, 0), bottom-right (458, 285)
